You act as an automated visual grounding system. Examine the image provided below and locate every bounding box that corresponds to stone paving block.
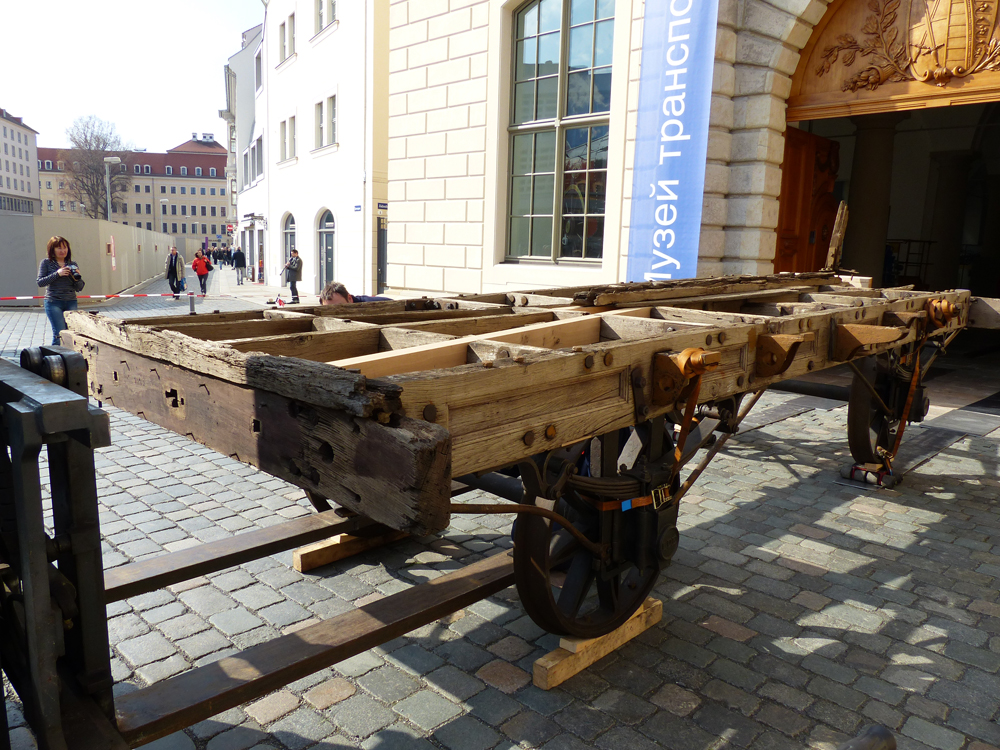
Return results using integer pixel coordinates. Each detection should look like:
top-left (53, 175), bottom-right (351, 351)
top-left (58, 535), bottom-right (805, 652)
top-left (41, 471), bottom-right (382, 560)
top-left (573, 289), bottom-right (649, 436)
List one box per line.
top-left (502, 710), bottom-right (560, 747)
top-left (245, 690), bottom-right (300, 725)
top-left (475, 659), bottom-right (530, 694)
top-left (136, 654), bottom-right (189, 684)
top-left (117, 631), bottom-right (177, 667)
top-left (466, 687), bottom-right (522, 725)
top-left (639, 712), bottom-right (717, 750)
top-left (433, 715), bottom-right (499, 750)
top-left (901, 716), bottom-right (965, 750)
top-left (140, 731), bottom-right (196, 750)
top-left (393, 689), bottom-right (462, 731)
top-left (592, 688), bottom-right (656, 725)
top-left (423, 665), bottom-right (484, 701)
top-left (177, 629), bottom-right (233, 660)
top-left (650, 683), bottom-right (702, 717)
top-left (328, 694), bottom-right (396, 739)
top-left (268, 707), bottom-right (337, 750)
top-left (304, 677), bottom-right (357, 710)
top-left (357, 666), bottom-right (420, 704)
top-left (178, 586), bottom-right (237, 617)
top-left (204, 721), bottom-right (269, 750)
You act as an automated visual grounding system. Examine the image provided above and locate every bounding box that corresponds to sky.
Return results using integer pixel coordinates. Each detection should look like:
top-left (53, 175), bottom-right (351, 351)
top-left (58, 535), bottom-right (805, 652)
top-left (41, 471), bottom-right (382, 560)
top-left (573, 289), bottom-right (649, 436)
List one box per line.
top-left (3, 0), bottom-right (265, 152)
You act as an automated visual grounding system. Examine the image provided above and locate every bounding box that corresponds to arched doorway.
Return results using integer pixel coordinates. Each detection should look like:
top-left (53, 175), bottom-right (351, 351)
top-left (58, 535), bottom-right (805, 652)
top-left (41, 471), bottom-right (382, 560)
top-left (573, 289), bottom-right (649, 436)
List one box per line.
top-left (777, 0), bottom-right (1000, 294)
top-left (283, 214), bottom-right (296, 288)
top-left (318, 210), bottom-right (335, 289)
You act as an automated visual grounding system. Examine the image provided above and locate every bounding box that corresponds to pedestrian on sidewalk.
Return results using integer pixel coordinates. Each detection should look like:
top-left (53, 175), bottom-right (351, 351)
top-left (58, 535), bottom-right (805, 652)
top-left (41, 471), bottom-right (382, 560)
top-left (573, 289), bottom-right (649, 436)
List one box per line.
top-left (283, 249), bottom-right (302, 304)
top-left (37, 235), bottom-right (85, 345)
top-left (164, 246), bottom-right (187, 300)
top-left (192, 249), bottom-right (212, 296)
top-left (233, 247), bottom-right (247, 285)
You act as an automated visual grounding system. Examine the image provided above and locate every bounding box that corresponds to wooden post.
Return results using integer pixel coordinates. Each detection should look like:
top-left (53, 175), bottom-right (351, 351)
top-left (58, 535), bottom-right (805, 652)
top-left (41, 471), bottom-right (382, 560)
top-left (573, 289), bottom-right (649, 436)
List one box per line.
top-left (532, 597), bottom-right (662, 690)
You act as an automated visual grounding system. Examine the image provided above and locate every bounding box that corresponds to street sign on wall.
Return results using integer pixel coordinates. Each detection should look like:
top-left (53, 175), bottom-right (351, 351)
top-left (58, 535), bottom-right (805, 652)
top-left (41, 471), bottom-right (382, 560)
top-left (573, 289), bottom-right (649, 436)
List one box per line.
top-left (626, 0), bottom-right (721, 282)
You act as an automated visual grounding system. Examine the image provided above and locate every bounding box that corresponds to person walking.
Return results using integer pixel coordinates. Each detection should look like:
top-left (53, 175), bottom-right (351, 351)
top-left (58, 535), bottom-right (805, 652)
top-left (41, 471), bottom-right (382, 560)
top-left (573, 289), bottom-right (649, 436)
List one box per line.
top-left (192, 249), bottom-right (212, 295)
top-left (233, 247), bottom-right (247, 285)
top-left (283, 249), bottom-right (302, 303)
top-left (37, 235), bottom-right (85, 345)
top-left (164, 246), bottom-right (187, 300)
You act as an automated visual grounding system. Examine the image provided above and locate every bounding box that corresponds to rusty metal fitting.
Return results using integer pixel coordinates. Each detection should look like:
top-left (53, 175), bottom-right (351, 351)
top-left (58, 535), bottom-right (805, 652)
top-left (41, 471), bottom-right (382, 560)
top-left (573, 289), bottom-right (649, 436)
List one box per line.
top-left (926, 298), bottom-right (957, 329)
top-left (676, 347), bottom-right (722, 377)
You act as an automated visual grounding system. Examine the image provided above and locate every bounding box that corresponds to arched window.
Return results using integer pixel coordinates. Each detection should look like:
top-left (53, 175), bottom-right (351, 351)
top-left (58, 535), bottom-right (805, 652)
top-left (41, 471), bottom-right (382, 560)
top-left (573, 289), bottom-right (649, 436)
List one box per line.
top-left (284, 214), bottom-right (296, 264)
top-left (166, 166), bottom-right (173, 175)
top-left (507, 0), bottom-right (614, 261)
top-left (318, 210), bottom-right (335, 287)
top-left (196, 167), bottom-right (203, 176)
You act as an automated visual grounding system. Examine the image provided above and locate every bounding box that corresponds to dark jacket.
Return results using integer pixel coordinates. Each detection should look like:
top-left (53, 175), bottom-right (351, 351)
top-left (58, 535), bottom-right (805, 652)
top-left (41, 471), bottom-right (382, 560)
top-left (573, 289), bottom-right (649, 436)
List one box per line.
top-left (37, 258), bottom-right (85, 301)
top-left (286, 256), bottom-right (302, 282)
top-left (353, 295), bottom-right (390, 303)
top-left (233, 250), bottom-right (246, 268)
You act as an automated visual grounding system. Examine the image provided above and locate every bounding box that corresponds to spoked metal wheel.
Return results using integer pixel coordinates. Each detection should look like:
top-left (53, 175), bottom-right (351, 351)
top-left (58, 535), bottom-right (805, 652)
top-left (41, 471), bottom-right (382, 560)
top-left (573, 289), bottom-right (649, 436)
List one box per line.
top-left (847, 355), bottom-right (897, 465)
top-left (513, 495), bottom-right (661, 638)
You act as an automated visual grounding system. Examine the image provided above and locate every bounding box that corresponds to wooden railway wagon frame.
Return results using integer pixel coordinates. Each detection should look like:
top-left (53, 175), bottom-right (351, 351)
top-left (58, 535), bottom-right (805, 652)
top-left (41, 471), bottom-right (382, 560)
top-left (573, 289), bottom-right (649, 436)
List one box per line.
top-left (3, 272), bottom-right (997, 750)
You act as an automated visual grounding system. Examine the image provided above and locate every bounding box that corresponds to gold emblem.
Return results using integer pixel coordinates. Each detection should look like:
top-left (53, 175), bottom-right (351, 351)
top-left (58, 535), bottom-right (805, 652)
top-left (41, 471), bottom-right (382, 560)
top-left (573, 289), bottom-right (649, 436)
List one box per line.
top-left (816, 0), bottom-right (1000, 89)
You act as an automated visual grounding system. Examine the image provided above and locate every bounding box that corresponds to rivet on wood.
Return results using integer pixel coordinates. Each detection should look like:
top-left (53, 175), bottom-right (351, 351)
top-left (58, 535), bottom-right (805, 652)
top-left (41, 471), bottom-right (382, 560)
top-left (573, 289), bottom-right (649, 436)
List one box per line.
top-left (520, 295), bottom-right (529, 305)
top-left (807, 360), bottom-right (814, 371)
top-left (513, 356), bottom-right (525, 364)
top-left (718, 332), bottom-right (726, 343)
top-left (523, 431), bottom-right (535, 446)
top-left (497, 349), bottom-right (511, 358)
top-left (604, 352), bottom-right (614, 366)
top-left (545, 425), bottom-right (557, 440)
top-left (584, 355), bottom-right (595, 369)
top-left (705, 334), bottom-right (713, 346)
top-left (422, 404), bottom-right (438, 422)
top-left (737, 375), bottom-right (745, 387)
top-left (483, 361), bottom-right (494, 368)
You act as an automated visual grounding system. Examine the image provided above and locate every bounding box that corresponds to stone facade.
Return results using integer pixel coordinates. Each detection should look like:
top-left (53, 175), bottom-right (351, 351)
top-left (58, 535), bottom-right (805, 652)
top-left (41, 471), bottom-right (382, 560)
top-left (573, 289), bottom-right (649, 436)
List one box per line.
top-left (385, 0), bottom-right (833, 294)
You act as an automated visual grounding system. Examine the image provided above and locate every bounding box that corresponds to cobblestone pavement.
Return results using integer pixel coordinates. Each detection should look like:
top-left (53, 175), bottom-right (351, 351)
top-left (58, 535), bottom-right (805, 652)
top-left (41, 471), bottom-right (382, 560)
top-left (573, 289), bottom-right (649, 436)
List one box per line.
top-left (3, 306), bottom-right (1000, 750)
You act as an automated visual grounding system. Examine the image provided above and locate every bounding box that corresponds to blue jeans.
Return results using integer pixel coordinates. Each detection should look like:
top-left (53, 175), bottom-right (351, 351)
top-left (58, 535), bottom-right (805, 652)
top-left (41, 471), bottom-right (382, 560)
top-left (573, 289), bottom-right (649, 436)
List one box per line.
top-left (44, 298), bottom-right (78, 345)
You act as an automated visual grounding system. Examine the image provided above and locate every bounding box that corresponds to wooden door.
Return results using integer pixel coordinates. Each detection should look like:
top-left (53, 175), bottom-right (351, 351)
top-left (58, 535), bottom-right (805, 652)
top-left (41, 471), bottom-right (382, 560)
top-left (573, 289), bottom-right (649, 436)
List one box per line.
top-left (775, 128), bottom-right (840, 273)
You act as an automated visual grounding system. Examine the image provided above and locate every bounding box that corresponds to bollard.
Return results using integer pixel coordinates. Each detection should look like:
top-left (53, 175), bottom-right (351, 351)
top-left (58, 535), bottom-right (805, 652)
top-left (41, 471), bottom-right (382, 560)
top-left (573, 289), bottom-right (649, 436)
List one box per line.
top-left (189, 291), bottom-right (196, 315)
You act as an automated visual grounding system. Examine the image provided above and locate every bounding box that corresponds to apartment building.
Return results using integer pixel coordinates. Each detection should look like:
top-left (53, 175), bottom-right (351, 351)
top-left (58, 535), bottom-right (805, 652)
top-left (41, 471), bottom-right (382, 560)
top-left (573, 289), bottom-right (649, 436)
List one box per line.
top-left (38, 135), bottom-right (230, 244)
top-left (0, 108), bottom-right (41, 215)
top-left (225, 1), bottom-right (389, 293)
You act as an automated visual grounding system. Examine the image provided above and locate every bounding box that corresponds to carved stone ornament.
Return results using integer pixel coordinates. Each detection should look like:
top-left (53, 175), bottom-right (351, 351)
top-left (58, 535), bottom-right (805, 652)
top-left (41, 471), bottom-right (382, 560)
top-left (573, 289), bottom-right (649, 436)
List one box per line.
top-left (816, 0), bottom-right (1000, 90)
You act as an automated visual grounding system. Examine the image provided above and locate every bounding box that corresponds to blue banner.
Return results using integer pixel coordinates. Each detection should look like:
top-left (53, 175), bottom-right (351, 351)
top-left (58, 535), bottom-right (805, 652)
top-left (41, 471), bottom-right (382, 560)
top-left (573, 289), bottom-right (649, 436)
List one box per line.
top-left (626, 0), bottom-right (720, 282)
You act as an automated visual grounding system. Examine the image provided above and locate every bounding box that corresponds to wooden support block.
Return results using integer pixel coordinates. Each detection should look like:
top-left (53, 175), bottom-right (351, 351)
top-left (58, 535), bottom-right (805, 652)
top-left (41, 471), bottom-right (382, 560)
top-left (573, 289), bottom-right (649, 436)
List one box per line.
top-left (294, 529), bottom-right (410, 572)
top-left (532, 597), bottom-right (662, 690)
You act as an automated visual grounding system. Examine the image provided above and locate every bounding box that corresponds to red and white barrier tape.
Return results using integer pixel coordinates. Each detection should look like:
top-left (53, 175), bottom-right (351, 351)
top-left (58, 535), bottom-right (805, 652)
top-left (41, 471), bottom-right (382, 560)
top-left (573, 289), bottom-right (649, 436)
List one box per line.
top-left (0, 292), bottom-right (213, 301)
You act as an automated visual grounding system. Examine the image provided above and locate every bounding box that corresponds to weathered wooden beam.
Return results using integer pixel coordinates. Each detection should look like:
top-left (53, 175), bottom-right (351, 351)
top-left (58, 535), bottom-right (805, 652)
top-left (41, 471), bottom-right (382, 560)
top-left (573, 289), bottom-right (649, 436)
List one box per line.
top-left (575, 273), bottom-right (837, 307)
top-left (151, 318), bottom-right (317, 341)
top-left (833, 323), bottom-right (908, 361)
top-left (68, 336), bottom-right (451, 534)
top-left (104, 512), bottom-right (378, 601)
top-left (222, 329), bottom-right (382, 360)
top-left (63, 313), bottom-right (398, 417)
top-left (329, 309), bottom-right (652, 378)
top-left (114, 551), bottom-right (516, 748)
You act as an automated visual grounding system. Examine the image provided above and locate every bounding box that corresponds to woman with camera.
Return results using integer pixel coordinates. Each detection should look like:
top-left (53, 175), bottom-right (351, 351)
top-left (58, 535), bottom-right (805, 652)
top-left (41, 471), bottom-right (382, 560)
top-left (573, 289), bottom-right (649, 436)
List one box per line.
top-left (36, 235), bottom-right (85, 345)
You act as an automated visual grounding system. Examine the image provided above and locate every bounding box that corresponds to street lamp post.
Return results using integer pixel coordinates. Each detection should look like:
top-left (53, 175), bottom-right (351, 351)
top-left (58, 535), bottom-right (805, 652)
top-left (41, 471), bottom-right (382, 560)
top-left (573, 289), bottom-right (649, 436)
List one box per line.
top-left (103, 156), bottom-right (121, 221)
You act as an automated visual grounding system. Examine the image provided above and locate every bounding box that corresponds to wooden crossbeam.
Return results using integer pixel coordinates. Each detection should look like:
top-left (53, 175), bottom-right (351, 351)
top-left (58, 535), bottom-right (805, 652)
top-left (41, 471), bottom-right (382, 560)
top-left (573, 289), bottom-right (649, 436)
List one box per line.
top-left (329, 308), bottom-right (653, 378)
top-left (114, 551), bottom-right (516, 747)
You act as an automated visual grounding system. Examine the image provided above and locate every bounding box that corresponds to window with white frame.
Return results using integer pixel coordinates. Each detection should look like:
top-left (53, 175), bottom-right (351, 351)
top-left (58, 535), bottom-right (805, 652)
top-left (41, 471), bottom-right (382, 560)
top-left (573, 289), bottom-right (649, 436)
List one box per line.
top-left (166, 166), bottom-right (173, 175)
top-left (196, 167), bottom-right (203, 176)
top-left (144, 165), bottom-right (151, 174)
top-left (255, 51), bottom-right (263, 88)
top-left (507, 0), bottom-right (614, 261)
top-left (316, 0), bottom-right (336, 32)
top-left (256, 137), bottom-right (264, 175)
top-left (279, 21), bottom-right (287, 61)
top-left (280, 120), bottom-right (287, 161)
top-left (288, 14), bottom-right (296, 55)
top-left (210, 168), bottom-right (216, 177)
top-left (289, 116), bottom-right (296, 157)
top-left (181, 166), bottom-right (188, 176)
top-left (134, 164), bottom-right (141, 174)
top-left (315, 103), bottom-right (323, 149)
